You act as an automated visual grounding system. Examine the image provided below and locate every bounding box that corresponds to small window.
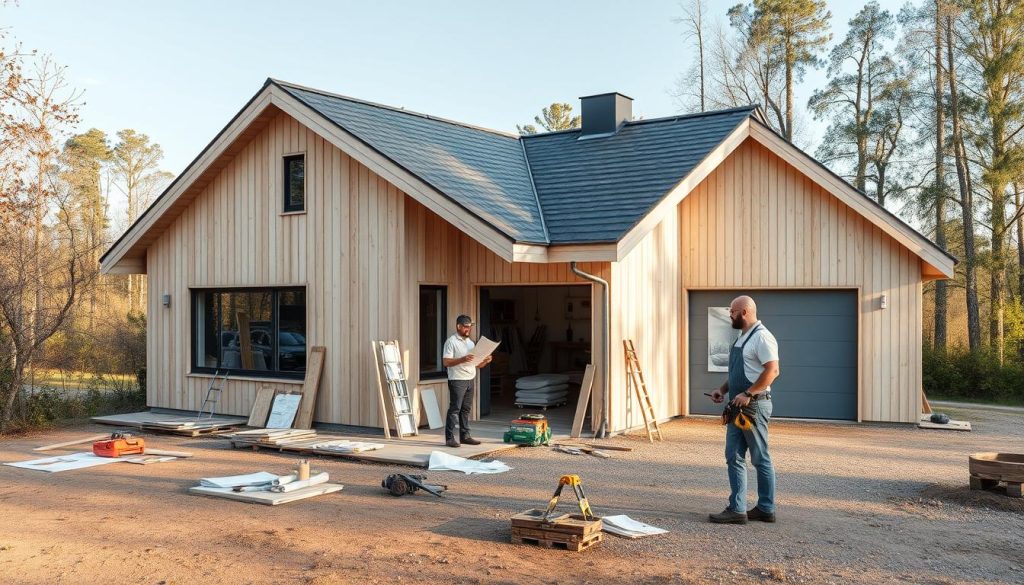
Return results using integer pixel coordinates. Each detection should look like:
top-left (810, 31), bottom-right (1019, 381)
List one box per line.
top-left (419, 285), bottom-right (447, 378)
top-left (192, 287), bottom-right (306, 378)
top-left (283, 154), bottom-right (305, 212)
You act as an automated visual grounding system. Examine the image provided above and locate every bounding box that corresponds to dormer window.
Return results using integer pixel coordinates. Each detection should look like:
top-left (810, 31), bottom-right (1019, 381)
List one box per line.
top-left (283, 154), bottom-right (305, 212)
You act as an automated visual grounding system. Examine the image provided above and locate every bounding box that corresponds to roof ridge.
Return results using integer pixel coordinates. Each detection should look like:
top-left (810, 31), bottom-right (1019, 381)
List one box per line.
top-left (519, 104), bottom-right (759, 139)
top-left (268, 78), bottom-right (521, 139)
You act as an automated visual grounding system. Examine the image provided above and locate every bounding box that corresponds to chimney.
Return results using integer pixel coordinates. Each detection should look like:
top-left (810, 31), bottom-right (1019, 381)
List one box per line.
top-left (579, 92), bottom-right (633, 138)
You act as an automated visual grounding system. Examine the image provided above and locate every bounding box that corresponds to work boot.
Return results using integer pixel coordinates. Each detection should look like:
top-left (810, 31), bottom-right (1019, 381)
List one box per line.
top-left (708, 509), bottom-right (748, 524)
top-left (747, 507), bottom-right (776, 523)
top-left (445, 438), bottom-right (460, 448)
top-left (461, 436), bottom-right (481, 445)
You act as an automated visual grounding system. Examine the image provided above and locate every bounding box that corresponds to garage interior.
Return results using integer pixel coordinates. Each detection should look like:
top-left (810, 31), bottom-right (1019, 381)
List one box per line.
top-left (477, 284), bottom-right (593, 434)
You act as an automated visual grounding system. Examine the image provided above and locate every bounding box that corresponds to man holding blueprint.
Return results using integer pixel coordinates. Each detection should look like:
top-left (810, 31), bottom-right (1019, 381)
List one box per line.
top-left (441, 315), bottom-right (496, 448)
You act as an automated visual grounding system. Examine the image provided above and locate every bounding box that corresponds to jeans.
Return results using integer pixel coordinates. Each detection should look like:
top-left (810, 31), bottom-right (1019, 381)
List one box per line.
top-left (725, 399), bottom-right (775, 513)
top-left (445, 379), bottom-right (474, 441)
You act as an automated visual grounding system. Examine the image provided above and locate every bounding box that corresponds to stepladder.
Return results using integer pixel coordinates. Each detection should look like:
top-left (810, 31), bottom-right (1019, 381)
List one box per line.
top-left (372, 340), bottom-right (418, 439)
top-left (197, 369), bottom-right (228, 419)
top-left (623, 340), bottom-right (663, 442)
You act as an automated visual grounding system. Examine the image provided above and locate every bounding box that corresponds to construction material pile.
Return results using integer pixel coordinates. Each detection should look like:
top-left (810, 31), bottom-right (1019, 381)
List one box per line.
top-left (514, 373), bottom-right (570, 408)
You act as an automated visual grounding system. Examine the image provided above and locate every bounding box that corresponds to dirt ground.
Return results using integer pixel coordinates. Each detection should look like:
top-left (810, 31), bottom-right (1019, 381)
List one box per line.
top-left (1, 403), bottom-right (1022, 585)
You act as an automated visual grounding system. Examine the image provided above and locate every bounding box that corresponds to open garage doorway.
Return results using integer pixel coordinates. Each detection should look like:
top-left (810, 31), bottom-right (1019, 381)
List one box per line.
top-left (477, 284), bottom-right (593, 436)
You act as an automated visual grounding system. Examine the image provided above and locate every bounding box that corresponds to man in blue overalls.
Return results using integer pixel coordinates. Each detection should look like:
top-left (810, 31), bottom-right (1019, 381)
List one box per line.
top-left (709, 295), bottom-right (780, 524)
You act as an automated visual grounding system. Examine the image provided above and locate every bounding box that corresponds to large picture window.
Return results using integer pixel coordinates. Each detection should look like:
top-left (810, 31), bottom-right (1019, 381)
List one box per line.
top-left (419, 285), bottom-right (447, 379)
top-left (192, 287), bottom-right (306, 378)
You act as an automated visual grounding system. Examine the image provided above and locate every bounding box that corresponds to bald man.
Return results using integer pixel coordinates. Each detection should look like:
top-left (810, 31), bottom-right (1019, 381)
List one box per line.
top-left (708, 295), bottom-right (780, 524)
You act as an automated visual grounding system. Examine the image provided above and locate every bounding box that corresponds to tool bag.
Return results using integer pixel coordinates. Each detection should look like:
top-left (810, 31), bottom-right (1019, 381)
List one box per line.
top-left (721, 403), bottom-right (756, 431)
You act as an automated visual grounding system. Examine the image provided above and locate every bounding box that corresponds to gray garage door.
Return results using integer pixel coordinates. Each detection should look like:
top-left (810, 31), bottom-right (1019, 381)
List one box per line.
top-left (688, 290), bottom-right (857, 420)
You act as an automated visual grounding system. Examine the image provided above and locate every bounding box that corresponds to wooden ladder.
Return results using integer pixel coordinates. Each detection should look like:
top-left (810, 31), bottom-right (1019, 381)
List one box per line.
top-left (623, 340), bottom-right (662, 442)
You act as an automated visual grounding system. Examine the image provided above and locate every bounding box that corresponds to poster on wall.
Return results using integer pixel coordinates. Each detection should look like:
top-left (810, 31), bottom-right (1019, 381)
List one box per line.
top-left (708, 307), bottom-right (738, 372)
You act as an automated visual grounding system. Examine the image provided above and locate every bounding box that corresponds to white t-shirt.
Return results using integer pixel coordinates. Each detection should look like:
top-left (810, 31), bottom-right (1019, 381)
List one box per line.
top-left (442, 334), bottom-right (476, 381)
top-left (732, 321), bottom-right (780, 389)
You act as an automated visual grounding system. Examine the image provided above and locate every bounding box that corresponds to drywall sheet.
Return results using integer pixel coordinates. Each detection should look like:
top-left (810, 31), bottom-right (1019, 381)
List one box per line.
top-left (4, 452), bottom-right (125, 473)
top-left (427, 450), bottom-right (511, 474)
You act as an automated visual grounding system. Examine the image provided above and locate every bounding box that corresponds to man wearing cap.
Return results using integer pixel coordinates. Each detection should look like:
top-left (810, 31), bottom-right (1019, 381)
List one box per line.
top-left (442, 315), bottom-right (492, 448)
top-left (708, 295), bottom-right (780, 524)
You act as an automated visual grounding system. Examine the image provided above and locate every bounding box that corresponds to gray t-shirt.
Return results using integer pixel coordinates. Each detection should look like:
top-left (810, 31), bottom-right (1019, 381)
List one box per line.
top-left (442, 334), bottom-right (476, 381)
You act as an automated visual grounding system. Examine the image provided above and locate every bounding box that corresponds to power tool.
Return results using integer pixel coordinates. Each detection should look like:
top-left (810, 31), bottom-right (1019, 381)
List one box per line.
top-left (92, 431), bottom-right (146, 458)
top-left (503, 414), bottom-right (551, 446)
top-left (381, 473), bottom-right (447, 497)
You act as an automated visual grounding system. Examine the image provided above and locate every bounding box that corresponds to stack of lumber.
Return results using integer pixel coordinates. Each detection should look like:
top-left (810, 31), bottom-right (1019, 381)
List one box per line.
top-left (223, 429), bottom-right (386, 456)
top-left (92, 414), bottom-right (241, 436)
top-left (225, 428), bottom-right (319, 450)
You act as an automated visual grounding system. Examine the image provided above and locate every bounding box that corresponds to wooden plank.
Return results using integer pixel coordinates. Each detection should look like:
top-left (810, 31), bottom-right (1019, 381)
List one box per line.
top-left (144, 449), bottom-right (194, 458)
top-left (33, 434), bottom-right (110, 452)
top-left (294, 346), bottom-right (325, 429)
top-left (248, 385), bottom-right (276, 427)
top-left (570, 364), bottom-right (596, 438)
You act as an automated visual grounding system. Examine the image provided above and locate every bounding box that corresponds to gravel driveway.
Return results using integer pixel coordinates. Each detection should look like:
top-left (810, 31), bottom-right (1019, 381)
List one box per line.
top-left (0, 402), bottom-right (1021, 584)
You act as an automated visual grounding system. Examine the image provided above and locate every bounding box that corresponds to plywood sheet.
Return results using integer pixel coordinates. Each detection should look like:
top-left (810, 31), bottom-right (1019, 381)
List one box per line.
top-left (189, 483), bottom-right (343, 505)
top-left (248, 386), bottom-right (276, 427)
top-left (571, 364), bottom-right (595, 439)
top-left (420, 387), bottom-right (443, 430)
top-left (294, 346), bottom-right (325, 429)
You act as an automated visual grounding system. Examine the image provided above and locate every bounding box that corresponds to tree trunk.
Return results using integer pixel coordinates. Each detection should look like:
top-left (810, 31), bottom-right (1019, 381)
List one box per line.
top-left (933, 0), bottom-right (948, 350)
top-left (947, 16), bottom-right (982, 351)
top-left (785, 42), bottom-right (794, 141)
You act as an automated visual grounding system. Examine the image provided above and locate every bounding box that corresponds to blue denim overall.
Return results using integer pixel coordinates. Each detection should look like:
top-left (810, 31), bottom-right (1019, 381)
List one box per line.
top-left (725, 324), bottom-right (776, 514)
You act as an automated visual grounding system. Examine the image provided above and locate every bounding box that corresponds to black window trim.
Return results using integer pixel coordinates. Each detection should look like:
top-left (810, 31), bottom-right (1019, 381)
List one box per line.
top-left (283, 153), bottom-right (305, 213)
top-left (190, 286), bottom-right (306, 380)
top-left (419, 284), bottom-right (448, 380)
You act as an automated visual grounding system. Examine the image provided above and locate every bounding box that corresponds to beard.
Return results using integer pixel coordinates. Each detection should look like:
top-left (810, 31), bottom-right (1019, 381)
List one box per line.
top-left (731, 316), bottom-right (744, 329)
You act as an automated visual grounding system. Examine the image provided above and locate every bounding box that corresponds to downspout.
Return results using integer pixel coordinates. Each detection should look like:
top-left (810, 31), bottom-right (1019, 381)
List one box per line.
top-left (570, 261), bottom-right (610, 438)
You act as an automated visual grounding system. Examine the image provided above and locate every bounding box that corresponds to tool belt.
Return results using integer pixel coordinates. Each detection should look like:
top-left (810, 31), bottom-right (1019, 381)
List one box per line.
top-left (721, 403), bottom-right (757, 431)
top-left (748, 392), bottom-right (771, 401)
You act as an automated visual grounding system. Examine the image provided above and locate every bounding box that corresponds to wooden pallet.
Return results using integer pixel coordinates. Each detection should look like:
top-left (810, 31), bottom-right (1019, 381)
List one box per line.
top-left (141, 424), bottom-right (238, 437)
top-left (970, 474), bottom-right (1023, 498)
top-left (510, 509), bottom-right (603, 551)
top-left (511, 528), bottom-right (603, 551)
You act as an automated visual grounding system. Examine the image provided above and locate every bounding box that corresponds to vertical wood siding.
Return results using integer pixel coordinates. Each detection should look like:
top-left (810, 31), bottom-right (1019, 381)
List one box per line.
top-left (675, 139), bottom-right (921, 423)
top-left (147, 111), bottom-right (610, 428)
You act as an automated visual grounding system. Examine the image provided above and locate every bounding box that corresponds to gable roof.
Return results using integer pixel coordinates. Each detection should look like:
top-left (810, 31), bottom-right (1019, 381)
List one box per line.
top-left (100, 79), bottom-right (955, 279)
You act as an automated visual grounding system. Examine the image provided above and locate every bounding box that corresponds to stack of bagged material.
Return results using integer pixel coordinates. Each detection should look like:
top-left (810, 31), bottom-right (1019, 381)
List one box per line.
top-left (515, 373), bottom-right (571, 407)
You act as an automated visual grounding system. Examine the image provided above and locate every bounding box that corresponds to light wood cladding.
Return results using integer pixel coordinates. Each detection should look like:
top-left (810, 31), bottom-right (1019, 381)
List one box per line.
top-left (676, 138), bottom-right (921, 423)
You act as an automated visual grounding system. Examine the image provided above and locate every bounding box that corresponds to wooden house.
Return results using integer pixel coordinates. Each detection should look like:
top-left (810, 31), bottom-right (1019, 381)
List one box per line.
top-left (100, 80), bottom-right (955, 432)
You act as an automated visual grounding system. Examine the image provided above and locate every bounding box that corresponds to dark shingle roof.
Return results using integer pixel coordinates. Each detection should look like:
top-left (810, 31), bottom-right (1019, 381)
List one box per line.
top-left (523, 107), bottom-right (755, 243)
top-left (276, 81), bottom-right (547, 243)
top-left (277, 79), bottom-right (754, 246)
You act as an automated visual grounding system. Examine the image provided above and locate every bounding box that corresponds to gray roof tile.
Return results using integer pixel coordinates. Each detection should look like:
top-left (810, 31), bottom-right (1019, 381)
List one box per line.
top-left (277, 81), bottom-right (547, 243)
top-left (523, 108), bottom-right (755, 243)
top-left (279, 79), bottom-right (754, 246)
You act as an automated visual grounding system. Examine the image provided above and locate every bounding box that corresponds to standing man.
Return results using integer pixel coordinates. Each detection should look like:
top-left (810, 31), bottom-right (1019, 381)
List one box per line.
top-left (709, 295), bottom-right (780, 524)
top-left (442, 314), bottom-right (492, 448)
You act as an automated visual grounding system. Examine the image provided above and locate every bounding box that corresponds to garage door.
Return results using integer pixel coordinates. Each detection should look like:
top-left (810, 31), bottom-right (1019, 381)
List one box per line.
top-left (688, 290), bottom-right (857, 420)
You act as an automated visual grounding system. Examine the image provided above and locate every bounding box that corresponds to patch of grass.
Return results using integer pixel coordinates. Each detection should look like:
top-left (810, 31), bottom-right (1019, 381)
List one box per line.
top-left (927, 394), bottom-right (1024, 408)
top-left (24, 368), bottom-right (134, 391)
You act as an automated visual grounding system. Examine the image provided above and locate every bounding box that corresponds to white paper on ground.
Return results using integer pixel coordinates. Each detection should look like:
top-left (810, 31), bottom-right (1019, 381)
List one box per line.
top-left (601, 515), bottom-right (668, 538)
top-left (198, 471), bottom-right (279, 488)
top-left (270, 472), bottom-right (329, 492)
top-left (4, 451), bottom-right (126, 473)
top-left (428, 450), bottom-right (511, 474)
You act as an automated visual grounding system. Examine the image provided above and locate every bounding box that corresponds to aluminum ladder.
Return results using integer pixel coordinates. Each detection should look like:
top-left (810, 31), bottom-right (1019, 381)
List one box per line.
top-left (197, 370), bottom-right (228, 419)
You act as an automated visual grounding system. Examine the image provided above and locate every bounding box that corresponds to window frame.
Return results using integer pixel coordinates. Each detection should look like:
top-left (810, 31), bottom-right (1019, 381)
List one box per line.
top-left (419, 285), bottom-right (448, 380)
top-left (282, 154), bottom-right (306, 213)
top-left (190, 286), bottom-right (307, 380)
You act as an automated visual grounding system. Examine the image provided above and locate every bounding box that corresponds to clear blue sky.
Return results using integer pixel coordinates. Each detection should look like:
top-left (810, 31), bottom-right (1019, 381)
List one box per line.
top-left (5, 0), bottom-right (874, 177)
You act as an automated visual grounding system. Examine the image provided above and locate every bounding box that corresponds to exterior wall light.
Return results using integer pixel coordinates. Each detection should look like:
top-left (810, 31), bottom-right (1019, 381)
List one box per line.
top-left (879, 294), bottom-right (888, 310)
top-left (161, 293), bottom-right (171, 308)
